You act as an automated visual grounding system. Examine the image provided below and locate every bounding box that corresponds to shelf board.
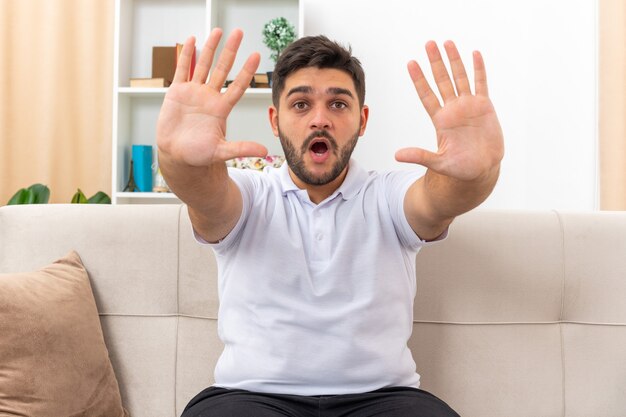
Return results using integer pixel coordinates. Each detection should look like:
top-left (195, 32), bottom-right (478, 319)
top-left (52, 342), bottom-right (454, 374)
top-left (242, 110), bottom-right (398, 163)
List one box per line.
top-left (118, 87), bottom-right (168, 96)
top-left (117, 87), bottom-right (272, 97)
top-left (235, 88), bottom-right (272, 96)
top-left (115, 192), bottom-right (179, 200)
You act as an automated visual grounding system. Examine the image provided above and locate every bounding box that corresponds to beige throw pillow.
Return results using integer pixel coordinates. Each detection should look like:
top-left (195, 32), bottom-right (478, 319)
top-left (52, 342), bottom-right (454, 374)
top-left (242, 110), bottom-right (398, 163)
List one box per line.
top-left (0, 251), bottom-right (129, 417)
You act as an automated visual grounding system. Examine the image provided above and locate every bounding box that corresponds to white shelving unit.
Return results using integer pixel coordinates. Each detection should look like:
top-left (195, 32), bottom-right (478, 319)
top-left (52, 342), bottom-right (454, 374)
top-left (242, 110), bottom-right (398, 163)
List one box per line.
top-left (112, 0), bottom-right (303, 204)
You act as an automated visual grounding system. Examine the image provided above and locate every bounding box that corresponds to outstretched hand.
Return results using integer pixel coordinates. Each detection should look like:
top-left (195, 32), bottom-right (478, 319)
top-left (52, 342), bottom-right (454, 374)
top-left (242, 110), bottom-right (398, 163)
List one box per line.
top-left (156, 28), bottom-right (268, 168)
top-left (395, 41), bottom-right (504, 182)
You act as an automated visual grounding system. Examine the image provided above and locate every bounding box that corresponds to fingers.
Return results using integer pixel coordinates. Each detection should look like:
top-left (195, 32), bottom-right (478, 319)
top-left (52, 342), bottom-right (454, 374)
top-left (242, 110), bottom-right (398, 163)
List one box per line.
top-left (207, 28), bottom-right (244, 90)
top-left (412, 41), bottom-right (489, 115)
top-left (173, 36), bottom-right (196, 84)
top-left (425, 41), bottom-right (456, 102)
top-left (191, 28), bottom-right (223, 84)
top-left (473, 50), bottom-right (489, 96)
top-left (395, 147), bottom-right (441, 171)
top-left (223, 52), bottom-right (261, 108)
top-left (176, 28), bottom-right (262, 105)
top-left (443, 41), bottom-right (471, 95)
top-left (407, 60), bottom-right (441, 119)
top-left (215, 141), bottom-right (268, 162)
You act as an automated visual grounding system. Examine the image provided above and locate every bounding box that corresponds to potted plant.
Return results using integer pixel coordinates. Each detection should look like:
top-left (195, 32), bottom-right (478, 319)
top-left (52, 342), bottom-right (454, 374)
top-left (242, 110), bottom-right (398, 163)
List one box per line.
top-left (6, 183), bottom-right (111, 205)
top-left (262, 17), bottom-right (296, 85)
top-left (7, 183), bottom-right (51, 205)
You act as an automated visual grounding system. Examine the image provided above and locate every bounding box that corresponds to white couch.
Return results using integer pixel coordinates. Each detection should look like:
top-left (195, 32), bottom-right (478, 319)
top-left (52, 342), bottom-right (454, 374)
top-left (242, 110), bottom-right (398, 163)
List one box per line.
top-left (1, 204), bottom-right (625, 416)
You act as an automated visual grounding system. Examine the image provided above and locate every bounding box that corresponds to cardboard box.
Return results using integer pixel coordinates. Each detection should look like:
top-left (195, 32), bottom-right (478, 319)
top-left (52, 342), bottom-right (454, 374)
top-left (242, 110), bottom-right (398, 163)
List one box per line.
top-left (130, 78), bottom-right (169, 88)
top-left (152, 46), bottom-right (177, 85)
top-left (253, 73), bottom-right (270, 88)
top-left (152, 44), bottom-right (196, 84)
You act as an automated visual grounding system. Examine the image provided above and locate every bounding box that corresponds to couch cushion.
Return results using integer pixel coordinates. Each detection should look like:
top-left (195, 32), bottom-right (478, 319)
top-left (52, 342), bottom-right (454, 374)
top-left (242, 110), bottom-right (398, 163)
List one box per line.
top-left (414, 210), bottom-right (564, 323)
top-left (0, 251), bottom-right (128, 417)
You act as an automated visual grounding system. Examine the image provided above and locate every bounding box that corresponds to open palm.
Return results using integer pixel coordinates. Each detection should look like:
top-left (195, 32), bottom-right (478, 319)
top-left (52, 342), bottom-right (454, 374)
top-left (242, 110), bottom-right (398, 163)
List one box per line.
top-left (156, 28), bottom-right (267, 168)
top-left (396, 41), bottom-right (504, 182)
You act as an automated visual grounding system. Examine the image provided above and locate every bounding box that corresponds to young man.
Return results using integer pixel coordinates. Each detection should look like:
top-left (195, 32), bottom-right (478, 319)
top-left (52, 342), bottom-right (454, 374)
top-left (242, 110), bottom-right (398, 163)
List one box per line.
top-left (157, 28), bottom-right (503, 417)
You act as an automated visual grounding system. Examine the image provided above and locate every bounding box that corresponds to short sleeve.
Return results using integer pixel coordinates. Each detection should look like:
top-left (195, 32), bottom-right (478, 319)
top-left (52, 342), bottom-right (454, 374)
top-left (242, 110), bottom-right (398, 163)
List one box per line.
top-left (381, 170), bottom-right (448, 250)
top-left (191, 168), bottom-right (257, 252)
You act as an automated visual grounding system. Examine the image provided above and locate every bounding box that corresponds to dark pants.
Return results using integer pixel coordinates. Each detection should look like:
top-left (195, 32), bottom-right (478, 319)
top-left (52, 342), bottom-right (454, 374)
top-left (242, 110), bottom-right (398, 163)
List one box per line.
top-left (181, 386), bottom-right (460, 417)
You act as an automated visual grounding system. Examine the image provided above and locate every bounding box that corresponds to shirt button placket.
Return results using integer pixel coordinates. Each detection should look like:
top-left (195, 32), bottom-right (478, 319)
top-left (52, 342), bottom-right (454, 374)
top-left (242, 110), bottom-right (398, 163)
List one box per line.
top-left (314, 210), bottom-right (323, 242)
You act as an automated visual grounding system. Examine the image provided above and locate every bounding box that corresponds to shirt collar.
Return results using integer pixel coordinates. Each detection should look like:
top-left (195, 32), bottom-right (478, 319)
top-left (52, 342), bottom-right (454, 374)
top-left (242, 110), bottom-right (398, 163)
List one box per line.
top-left (279, 158), bottom-right (369, 201)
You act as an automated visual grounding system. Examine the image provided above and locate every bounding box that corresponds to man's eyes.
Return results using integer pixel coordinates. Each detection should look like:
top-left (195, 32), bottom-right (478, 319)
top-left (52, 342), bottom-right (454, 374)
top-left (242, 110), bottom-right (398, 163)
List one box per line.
top-left (330, 101), bottom-right (348, 109)
top-left (293, 101), bottom-right (308, 110)
top-left (291, 101), bottom-right (348, 110)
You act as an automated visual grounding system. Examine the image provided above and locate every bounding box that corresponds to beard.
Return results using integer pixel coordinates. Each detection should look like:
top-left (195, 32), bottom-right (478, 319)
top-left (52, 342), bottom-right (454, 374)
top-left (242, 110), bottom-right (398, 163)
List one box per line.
top-left (278, 126), bottom-right (360, 186)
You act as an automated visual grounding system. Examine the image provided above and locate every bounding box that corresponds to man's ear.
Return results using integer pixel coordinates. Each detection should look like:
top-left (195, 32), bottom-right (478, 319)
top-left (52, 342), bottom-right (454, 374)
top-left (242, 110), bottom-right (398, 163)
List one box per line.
top-left (359, 105), bottom-right (369, 136)
top-left (269, 106), bottom-right (279, 137)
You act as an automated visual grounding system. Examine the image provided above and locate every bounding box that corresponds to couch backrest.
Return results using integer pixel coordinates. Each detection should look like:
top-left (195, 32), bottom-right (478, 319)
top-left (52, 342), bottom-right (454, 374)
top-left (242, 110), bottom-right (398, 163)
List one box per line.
top-left (1, 205), bottom-right (625, 417)
top-left (411, 210), bottom-right (626, 416)
top-left (0, 204), bottom-right (217, 416)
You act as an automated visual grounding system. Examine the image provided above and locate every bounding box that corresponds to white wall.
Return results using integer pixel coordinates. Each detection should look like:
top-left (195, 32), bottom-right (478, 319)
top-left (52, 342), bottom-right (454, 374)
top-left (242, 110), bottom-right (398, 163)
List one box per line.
top-left (302, 0), bottom-right (598, 210)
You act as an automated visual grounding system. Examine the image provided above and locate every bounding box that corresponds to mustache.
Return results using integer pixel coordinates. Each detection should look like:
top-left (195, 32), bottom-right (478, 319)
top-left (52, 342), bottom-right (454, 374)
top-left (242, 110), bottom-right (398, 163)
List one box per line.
top-left (301, 130), bottom-right (338, 154)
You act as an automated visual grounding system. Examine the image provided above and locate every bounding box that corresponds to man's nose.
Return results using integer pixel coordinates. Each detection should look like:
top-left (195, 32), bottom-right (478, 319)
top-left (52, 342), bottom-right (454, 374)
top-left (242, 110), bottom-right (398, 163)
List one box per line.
top-left (309, 107), bottom-right (332, 130)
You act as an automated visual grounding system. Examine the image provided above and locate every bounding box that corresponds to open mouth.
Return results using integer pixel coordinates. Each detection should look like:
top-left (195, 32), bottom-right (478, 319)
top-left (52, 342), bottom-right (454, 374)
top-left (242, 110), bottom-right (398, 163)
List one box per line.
top-left (310, 139), bottom-right (329, 156)
top-left (308, 138), bottom-right (331, 164)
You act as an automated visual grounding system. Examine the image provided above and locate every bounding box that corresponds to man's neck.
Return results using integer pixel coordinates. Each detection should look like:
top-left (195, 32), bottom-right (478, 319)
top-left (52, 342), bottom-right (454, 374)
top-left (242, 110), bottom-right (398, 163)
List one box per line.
top-left (288, 166), bottom-right (349, 204)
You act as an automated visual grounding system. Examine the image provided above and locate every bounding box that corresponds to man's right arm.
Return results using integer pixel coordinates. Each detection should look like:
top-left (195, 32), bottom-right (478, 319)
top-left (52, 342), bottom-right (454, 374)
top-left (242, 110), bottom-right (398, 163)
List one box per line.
top-left (158, 157), bottom-right (242, 243)
top-left (156, 28), bottom-right (267, 242)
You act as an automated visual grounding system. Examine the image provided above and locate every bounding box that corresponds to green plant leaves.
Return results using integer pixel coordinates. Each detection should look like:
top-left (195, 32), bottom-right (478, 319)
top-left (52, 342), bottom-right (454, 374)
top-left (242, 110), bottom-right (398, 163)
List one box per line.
top-left (6, 184), bottom-right (110, 205)
top-left (7, 184), bottom-right (50, 205)
top-left (71, 189), bottom-right (88, 204)
top-left (71, 189), bottom-right (111, 204)
top-left (262, 17), bottom-right (296, 63)
top-left (87, 191), bottom-right (111, 204)
top-left (7, 189), bottom-right (30, 205)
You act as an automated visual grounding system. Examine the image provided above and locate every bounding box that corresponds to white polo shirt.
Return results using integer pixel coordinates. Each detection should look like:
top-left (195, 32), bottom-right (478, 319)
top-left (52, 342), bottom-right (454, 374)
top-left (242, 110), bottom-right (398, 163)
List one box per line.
top-left (200, 159), bottom-right (442, 396)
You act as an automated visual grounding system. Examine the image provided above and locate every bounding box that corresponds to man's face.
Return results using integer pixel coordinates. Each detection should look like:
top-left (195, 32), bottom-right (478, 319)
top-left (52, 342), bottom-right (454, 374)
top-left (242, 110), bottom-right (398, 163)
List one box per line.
top-left (269, 67), bottom-right (369, 188)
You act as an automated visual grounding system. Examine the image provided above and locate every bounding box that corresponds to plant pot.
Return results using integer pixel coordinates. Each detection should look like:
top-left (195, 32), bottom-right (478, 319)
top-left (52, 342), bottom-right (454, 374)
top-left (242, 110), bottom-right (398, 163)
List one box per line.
top-left (266, 71), bottom-right (273, 88)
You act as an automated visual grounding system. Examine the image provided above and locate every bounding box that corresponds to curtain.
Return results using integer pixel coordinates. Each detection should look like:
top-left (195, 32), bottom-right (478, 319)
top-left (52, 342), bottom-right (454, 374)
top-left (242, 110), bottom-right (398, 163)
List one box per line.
top-left (599, 0), bottom-right (626, 210)
top-left (0, 0), bottom-right (113, 204)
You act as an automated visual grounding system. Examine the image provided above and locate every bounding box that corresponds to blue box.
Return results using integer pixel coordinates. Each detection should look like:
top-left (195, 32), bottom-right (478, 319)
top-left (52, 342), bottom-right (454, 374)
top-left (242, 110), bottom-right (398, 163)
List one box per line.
top-left (132, 145), bottom-right (153, 192)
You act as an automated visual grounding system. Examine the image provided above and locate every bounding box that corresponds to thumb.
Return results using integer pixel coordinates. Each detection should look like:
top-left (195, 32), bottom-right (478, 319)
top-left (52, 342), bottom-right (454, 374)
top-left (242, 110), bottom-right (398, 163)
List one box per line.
top-left (395, 147), bottom-right (441, 170)
top-left (215, 141), bottom-right (268, 162)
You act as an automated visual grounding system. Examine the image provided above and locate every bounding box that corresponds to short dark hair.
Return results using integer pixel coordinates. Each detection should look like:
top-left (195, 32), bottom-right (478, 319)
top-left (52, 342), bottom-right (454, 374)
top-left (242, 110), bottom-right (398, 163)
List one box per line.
top-left (271, 35), bottom-right (365, 108)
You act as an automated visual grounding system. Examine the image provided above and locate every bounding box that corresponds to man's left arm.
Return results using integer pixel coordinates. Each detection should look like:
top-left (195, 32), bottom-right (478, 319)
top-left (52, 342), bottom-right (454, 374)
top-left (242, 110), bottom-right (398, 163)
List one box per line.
top-left (396, 40), bottom-right (504, 241)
